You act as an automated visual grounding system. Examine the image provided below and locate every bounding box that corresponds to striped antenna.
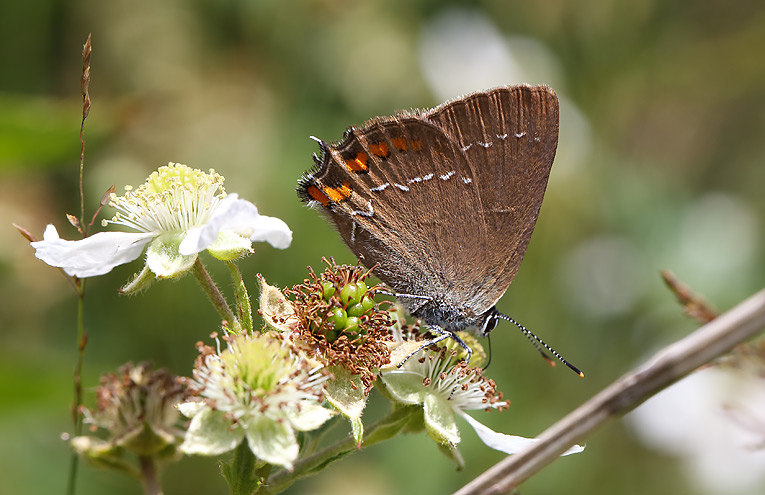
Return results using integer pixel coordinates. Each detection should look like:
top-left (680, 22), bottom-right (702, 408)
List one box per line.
top-left (495, 312), bottom-right (584, 378)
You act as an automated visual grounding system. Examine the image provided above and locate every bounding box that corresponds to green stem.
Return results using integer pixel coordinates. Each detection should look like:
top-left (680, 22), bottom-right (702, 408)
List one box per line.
top-left (67, 281), bottom-right (87, 495)
top-left (222, 440), bottom-right (266, 495)
top-left (138, 455), bottom-right (163, 495)
top-left (193, 258), bottom-right (238, 329)
top-left (262, 406), bottom-right (418, 494)
top-left (226, 261), bottom-right (253, 334)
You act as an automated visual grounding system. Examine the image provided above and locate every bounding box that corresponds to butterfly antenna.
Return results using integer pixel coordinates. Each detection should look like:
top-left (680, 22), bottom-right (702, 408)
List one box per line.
top-left (495, 313), bottom-right (584, 377)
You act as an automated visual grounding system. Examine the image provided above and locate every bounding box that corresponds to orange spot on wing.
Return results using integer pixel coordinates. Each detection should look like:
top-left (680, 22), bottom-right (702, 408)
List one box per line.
top-left (344, 151), bottom-right (368, 172)
top-left (323, 183), bottom-right (352, 202)
top-left (369, 141), bottom-right (390, 157)
top-left (307, 185), bottom-right (330, 206)
top-left (391, 137), bottom-right (407, 151)
top-left (411, 139), bottom-right (423, 151)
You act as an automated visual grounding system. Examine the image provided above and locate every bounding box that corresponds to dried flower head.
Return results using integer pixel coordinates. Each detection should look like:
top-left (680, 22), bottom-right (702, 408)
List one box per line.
top-left (73, 362), bottom-right (187, 460)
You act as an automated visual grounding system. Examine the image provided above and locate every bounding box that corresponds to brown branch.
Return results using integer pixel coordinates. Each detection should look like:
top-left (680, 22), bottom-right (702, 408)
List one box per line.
top-left (455, 287), bottom-right (765, 495)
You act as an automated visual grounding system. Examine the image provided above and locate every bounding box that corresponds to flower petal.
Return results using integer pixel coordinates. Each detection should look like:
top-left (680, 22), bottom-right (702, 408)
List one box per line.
top-left (285, 402), bottom-right (335, 432)
top-left (423, 394), bottom-right (460, 445)
top-left (382, 340), bottom-right (430, 369)
top-left (179, 407), bottom-right (244, 456)
top-left (244, 416), bottom-right (299, 470)
top-left (178, 195), bottom-right (292, 255)
top-left (177, 401), bottom-right (207, 418)
top-left (245, 213), bottom-right (292, 249)
top-left (457, 411), bottom-right (585, 456)
top-left (31, 224), bottom-right (153, 277)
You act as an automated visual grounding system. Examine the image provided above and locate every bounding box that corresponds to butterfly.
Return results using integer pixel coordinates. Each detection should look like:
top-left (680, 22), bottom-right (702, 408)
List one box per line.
top-left (298, 85), bottom-right (581, 375)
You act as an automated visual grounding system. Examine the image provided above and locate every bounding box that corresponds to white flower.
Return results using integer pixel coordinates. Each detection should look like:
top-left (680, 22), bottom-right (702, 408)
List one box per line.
top-left (31, 163), bottom-right (292, 280)
top-left (381, 339), bottom-right (583, 456)
top-left (178, 332), bottom-right (334, 470)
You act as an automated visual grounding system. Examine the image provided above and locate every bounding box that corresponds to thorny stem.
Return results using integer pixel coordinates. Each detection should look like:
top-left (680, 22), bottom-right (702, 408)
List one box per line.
top-left (455, 287), bottom-right (765, 495)
top-left (192, 258), bottom-right (238, 330)
top-left (261, 406), bottom-right (417, 494)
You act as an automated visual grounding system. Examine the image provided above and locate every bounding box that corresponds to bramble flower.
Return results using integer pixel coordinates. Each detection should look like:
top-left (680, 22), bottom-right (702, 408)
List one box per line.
top-left (178, 331), bottom-right (334, 470)
top-left (71, 363), bottom-right (187, 471)
top-left (285, 261), bottom-right (394, 390)
top-left (263, 261), bottom-right (394, 445)
top-left (380, 334), bottom-right (584, 457)
top-left (31, 163), bottom-right (292, 287)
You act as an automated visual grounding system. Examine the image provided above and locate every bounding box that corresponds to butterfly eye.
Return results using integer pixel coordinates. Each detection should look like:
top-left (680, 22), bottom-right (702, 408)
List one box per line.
top-left (480, 313), bottom-right (499, 335)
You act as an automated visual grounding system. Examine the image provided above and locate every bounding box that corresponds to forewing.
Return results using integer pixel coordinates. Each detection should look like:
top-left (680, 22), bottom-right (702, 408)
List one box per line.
top-left (299, 116), bottom-right (488, 308)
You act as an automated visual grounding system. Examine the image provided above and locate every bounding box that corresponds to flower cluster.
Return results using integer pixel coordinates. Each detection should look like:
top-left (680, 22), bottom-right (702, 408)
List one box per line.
top-left (24, 162), bottom-right (581, 493)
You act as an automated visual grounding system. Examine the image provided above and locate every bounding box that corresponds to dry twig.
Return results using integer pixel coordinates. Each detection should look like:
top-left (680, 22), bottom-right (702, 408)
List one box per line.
top-left (455, 287), bottom-right (765, 495)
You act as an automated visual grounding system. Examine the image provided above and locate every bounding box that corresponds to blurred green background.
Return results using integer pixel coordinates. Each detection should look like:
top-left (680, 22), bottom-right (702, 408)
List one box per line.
top-left (2, 0), bottom-right (764, 493)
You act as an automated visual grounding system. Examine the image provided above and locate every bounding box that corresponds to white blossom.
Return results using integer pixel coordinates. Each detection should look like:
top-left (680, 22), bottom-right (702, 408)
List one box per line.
top-left (32, 163), bottom-right (291, 280)
top-left (178, 332), bottom-right (333, 470)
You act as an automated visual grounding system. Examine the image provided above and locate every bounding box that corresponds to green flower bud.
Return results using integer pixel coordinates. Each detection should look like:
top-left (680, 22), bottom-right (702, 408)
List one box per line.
top-left (346, 303), bottom-right (366, 317)
top-left (321, 281), bottom-right (336, 300)
top-left (340, 282), bottom-right (362, 306)
top-left (360, 292), bottom-right (375, 312)
top-left (327, 308), bottom-right (347, 330)
top-left (344, 316), bottom-right (360, 333)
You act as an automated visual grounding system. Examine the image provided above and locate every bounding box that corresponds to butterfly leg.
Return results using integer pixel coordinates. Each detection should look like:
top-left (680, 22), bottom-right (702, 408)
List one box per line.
top-left (397, 325), bottom-right (473, 367)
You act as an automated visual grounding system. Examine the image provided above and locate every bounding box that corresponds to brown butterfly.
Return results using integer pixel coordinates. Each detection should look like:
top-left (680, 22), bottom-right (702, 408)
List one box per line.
top-left (298, 85), bottom-right (580, 375)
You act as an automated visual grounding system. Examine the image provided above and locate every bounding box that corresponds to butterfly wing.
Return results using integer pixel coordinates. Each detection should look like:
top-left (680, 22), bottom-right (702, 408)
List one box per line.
top-left (299, 116), bottom-right (488, 312)
top-left (299, 85), bottom-right (559, 317)
top-left (424, 85), bottom-right (559, 312)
